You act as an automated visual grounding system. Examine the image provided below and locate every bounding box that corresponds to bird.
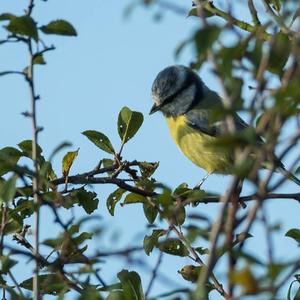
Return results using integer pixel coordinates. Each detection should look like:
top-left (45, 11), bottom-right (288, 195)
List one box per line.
top-left (150, 65), bottom-right (300, 187)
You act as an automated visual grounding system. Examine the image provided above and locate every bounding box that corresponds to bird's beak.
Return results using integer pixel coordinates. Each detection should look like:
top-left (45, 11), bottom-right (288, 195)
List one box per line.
top-left (149, 103), bottom-right (161, 115)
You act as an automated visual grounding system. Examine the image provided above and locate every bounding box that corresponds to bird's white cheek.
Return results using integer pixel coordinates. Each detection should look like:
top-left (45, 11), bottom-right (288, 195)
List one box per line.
top-left (152, 94), bottom-right (162, 105)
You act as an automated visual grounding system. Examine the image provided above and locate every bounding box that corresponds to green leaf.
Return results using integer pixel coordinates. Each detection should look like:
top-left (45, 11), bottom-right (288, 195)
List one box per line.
top-left (143, 203), bottom-right (157, 224)
top-left (15, 199), bottom-right (34, 218)
top-left (107, 188), bottom-right (126, 216)
top-left (172, 206), bottom-right (186, 226)
top-left (73, 232), bottom-right (93, 246)
top-left (62, 148), bottom-right (79, 178)
top-left (285, 229), bottom-right (300, 245)
top-left (40, 20), bottom-right (77, 36)
top-left (179, 265), bottom-right (201, 283)
top-left (0, 209), bottom-right (23, 234)
top-left (194, 25), bottom-right (221, 60)
top-left (156, 188), bottom-right (174, 218)
top-left (267, 263), bottom-right (285, 281)
top-left (20, 274), bottom-right (69, 295)
top-left (33, 54), bottom-right (46, 65)
top-left (156, 188), bottom-right (173, 209)
top-left (158, 238), bottom-right (189, 257)
top-left (118, 107), bottom-right (143, 144)
top-left (98, 282), bottom-right (123, 292)
top-left (18, 140), bottom-right (43, 161)
top-left (0, 175), bottom-right (17, 204)
top-left (123, 193), bottom-right (146, 205)
top-left (0, 147), bottom-right (22, 176)
top-left (0, 256), bottom-right (18, 274)
top-left (138, 162), bottom-right (159, 178)
top-left (106, 291), bottom-right (126, 300)
top-left (102, 158), bottom-right (115, 175)
top-left (187, 7), bottom-right (214, 18)
top-left (143, 229), bottom-right (165, 255)
top-left (0, 13), bottom-right (15, 21)
top-left (195, 247), bottom-right (209, 255)
top-left (117, 270), bottom-right (145, 300)
top-left (268, 32), bottom-right (290, 75)
top-left (6, 16), bottom-right (38, 41)
top-left (78, 286), bottom-right (103, 300)
top-left (82, 130), bottom-right (115, 154)
top-left (75, 189), bottom-right (99, 214)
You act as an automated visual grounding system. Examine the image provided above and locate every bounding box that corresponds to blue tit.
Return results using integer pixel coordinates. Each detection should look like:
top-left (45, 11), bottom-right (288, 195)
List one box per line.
top-left (150, 65), bottom-right (300, 186)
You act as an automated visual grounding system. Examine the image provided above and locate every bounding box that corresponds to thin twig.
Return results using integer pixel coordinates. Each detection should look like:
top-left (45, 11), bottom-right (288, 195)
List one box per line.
top-left (196, 177), bottom-right (240, 299)
top-left (149, 288), bottom-right (190, 299)
top-left (145, 247), bottom-right (165, 297)
top-left (169, 223), bottom-right (229, 298)
top-left (248, 0), bottom-right (261, 26)
top-left (8, 270), bottom-right (25, 298)
top-left (201, 1), bottom-right (272, 40)
top-left (24, 1), bottom-right (41, 297)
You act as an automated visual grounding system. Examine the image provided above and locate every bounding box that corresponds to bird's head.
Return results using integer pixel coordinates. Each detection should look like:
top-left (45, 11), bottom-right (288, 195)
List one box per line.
top-left (150, 65), bottom-right (204, 117)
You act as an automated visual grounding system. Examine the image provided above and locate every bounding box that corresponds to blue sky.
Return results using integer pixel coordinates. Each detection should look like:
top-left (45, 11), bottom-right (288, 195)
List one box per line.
top-left (0, 0), bottom-right (299, 299)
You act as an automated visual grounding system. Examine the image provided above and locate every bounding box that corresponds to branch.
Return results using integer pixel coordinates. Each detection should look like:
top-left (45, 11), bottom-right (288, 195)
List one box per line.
top-left (200, 1), bottom-right (272, 40)
top-left (0, 71), bottom-right (26, 77)
top-left (169, 223), bottom-right (230, 298)
top-left (94, 246), bottom-right (143, 257)
top-left (149, 288), bottom-right (191, 299)
top-left (248, 0), bottom-right (261, 26)
top-left (23, 1), bottom-right (40, 296)
top-left (53, 175), bottom-right (156, 197)
top-left (26, 0), bottom-right (35, 16)
top-left (184, 192), bottom-right (300, 205)
top-left (261, 0), bottom-right (292, 35)
top-left (196, 177), bottom-right (240, 299)
top-left (8, 270), bottom-right (25, 298)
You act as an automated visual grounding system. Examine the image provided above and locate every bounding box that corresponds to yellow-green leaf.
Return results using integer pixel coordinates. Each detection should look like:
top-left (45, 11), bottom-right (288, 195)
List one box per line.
top-left (40, 19), bottom-right (77, 36)
top-left (230, 267), bottom-right (259, 295)
top-left (123, 193), bottom-right (146, 205)
top-left (6, 15), bottom-right (38, 41)
top-left (20, 274), bottom-right (69, 295)
top-left (33, 54), bottom-right (46, 65)
top-left (138, 162), bottom-right (159, 178)
top-left (178, 265), bottom-right (201, 282)
top-left (188, 7), bottom-right (214, 18)
top-left (62, 148), bottom-right (79, 178)
top-left (0, 13), bottom-right (15, 21)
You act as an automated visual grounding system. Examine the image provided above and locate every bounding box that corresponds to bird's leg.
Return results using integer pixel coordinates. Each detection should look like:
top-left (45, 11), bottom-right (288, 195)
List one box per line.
top-left (193, 172), bottom-right (211, 190)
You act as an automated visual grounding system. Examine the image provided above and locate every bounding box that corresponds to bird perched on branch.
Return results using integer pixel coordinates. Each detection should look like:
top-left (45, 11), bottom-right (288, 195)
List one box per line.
top-left (150, 65), bottom-right (300, 187)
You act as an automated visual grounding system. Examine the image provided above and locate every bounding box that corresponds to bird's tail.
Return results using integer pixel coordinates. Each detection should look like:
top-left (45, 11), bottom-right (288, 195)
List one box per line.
top-left (278, 167), bottom-right (300, 187)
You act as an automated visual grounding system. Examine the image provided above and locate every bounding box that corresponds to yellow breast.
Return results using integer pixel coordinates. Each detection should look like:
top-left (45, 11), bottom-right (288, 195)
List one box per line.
top-left (166, 115), bottom-right (232, 174)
